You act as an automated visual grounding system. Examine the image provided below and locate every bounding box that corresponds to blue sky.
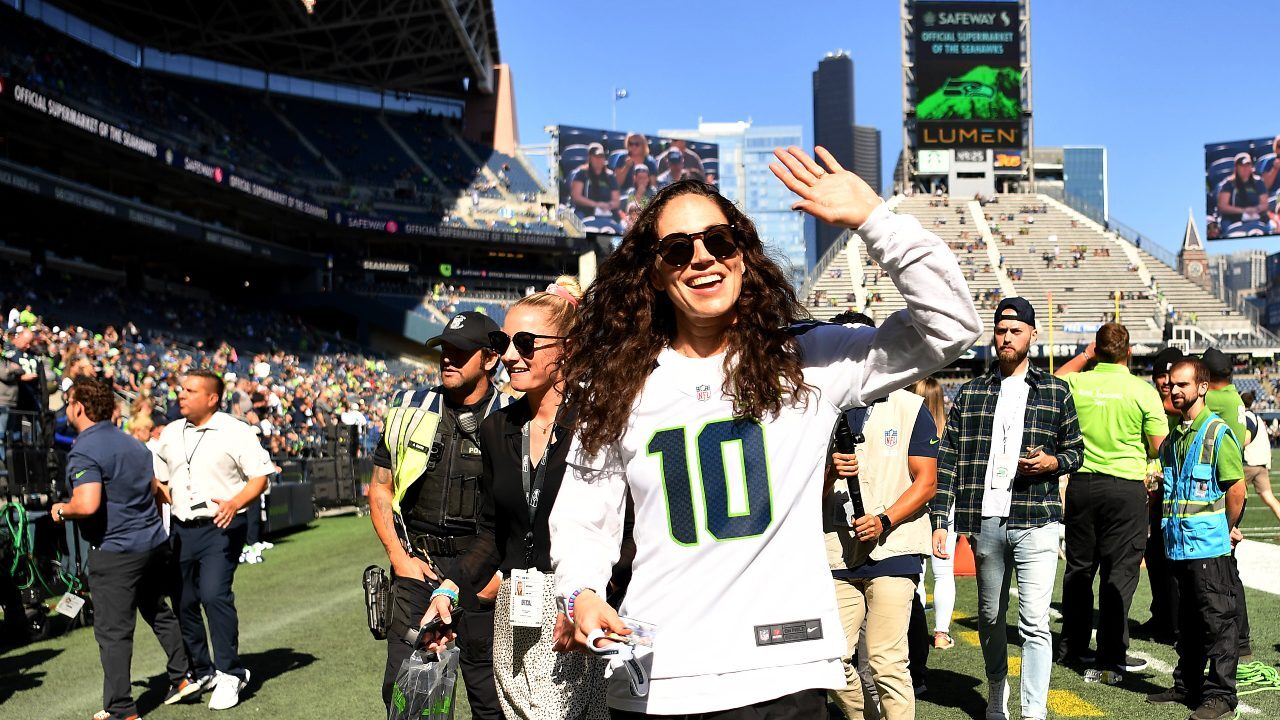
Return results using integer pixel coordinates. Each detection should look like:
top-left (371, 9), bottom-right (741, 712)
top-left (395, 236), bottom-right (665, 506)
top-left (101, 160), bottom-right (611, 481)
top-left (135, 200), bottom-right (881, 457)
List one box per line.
top-left (492, 0), bottom-right (1280, 259)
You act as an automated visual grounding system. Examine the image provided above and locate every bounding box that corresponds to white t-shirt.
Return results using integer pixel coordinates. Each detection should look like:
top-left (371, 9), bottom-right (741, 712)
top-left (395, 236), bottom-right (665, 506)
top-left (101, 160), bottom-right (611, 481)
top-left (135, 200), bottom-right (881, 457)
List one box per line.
top-left (152, 412), bottom-right (276, 522)
top-left (981, 370), bottom-right (1030, 518)
top-left (550, 203), bottom-right (982, 714)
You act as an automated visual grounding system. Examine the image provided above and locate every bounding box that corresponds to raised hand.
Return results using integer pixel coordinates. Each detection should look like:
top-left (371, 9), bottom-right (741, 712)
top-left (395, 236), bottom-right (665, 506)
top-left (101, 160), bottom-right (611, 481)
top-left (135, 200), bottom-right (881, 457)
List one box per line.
top-left (769, 146), bottom-right (882, 229)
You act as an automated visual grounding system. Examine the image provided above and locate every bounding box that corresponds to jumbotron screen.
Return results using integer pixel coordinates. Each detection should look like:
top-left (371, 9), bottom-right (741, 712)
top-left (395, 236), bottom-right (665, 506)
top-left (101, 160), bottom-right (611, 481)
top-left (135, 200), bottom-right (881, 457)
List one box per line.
top-left (913, 0), bottom-right (1022, 149)
top-left (556, 125), bottom-right (718, 235)
top-left (1205, 135), bottom-right (1280, 240)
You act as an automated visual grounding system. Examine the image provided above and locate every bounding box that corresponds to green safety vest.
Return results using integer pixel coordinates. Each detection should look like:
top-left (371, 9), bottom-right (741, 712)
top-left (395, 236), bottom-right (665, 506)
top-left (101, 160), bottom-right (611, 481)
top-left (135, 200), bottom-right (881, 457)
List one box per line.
top-left (382, 386), bottom-right (514, 514)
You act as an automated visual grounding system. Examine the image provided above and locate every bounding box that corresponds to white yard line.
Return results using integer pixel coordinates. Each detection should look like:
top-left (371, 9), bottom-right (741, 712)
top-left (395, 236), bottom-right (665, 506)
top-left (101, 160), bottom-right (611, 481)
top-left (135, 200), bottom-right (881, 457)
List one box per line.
top-left (1235, 539), bottom-right (1280, 595)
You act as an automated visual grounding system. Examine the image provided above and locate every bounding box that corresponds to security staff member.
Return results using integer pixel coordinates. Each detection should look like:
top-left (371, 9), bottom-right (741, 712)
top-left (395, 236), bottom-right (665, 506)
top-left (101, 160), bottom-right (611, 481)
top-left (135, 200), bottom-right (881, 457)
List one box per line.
top-left (153, 369), bottom-right (275, 711)
top-left (1146, 358), bottom-right (1245, 720)
top-left (369, 311), bottom-right (512, 717)
top-left (51, 378), bottom-right (194, 720)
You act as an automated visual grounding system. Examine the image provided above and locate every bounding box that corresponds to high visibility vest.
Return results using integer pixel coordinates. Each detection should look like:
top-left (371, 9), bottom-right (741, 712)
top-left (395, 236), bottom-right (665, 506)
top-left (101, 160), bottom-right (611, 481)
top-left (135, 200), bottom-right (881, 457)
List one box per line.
top-left (1160, 412), bottom-right (1234, 561)
top-left (382, 386), bottom-right (514, 514)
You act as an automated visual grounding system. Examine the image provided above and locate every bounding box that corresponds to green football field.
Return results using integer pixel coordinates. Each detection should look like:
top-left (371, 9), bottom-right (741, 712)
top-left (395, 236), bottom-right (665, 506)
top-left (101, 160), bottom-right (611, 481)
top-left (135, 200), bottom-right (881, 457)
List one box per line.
top-left (4, 464), bottom-right (1280, 720)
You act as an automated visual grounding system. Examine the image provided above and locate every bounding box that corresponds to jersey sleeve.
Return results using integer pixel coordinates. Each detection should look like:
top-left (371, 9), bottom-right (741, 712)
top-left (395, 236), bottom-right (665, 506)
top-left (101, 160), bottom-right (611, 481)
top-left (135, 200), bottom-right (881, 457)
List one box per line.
top-left (550, 436), bottom-right (628, 602)
top-left (66, 449), bottom-right (102, 489)
top-left (907, 404), bottom-right (940, 458)
top-left (372, 441), bottom-right (392, 469)
top-left (799, 203), bottom-right (982, 409)
top-left (234, 425), bottom-right (277, 478)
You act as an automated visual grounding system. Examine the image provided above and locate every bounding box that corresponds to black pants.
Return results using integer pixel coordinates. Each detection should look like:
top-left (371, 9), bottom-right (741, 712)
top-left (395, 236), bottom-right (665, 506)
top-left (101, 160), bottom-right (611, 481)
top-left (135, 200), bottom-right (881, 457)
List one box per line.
top-left (245, 497), bottom-right (262, 547)
top-left (1231, 553), bottom-right (1251, 658)
top-left (382, 554), bottom-right (500, 720)
top-left (611, 688), bottom-right (827, 720)
top-left (1144, 488), bottom-right (1176, 636)
top-left (172, 516), bottom-right (248, 680)
top-left (1170, 557), bottom-right (1238, 708)
top-left (1059, 473), bottom-right (1147, 667)
top-left (908, 591), bottom-right (929, 689)
top-left (88, 543), bottom-right (189, 719)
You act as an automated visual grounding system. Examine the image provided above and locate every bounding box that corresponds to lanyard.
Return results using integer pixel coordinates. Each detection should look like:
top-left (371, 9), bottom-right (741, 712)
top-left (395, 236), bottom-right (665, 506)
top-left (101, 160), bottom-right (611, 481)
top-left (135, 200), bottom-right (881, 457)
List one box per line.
top-left (182, 422), bottom-right (208, 467)
top-left (519, 405), bottom-right (562, 566)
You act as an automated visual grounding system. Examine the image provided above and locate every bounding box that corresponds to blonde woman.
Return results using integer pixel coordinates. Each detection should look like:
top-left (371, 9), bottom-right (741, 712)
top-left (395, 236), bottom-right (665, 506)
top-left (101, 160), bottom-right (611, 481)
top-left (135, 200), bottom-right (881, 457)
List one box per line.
top-left (912, 376), bottom-right (957, 649)
top-left (423, 277), bottom-right (610, 719)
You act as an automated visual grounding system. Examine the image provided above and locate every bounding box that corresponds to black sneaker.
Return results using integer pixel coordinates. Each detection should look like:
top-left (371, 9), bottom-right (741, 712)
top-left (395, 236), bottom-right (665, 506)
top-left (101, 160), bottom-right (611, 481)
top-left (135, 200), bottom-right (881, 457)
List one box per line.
top-left (1146, 688), bottom-right (1188, 706)
top-left (1189, 696), bottom-right (1234, 720)
top-left (1124, 654), bottom-right (1149, 672)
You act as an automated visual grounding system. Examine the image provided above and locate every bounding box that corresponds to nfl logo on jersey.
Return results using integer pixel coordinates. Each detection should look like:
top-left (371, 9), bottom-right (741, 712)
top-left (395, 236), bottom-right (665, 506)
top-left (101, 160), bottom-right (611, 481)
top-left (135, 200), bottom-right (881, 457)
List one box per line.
top-left (696, 384), bottom-right (712, 402)
top-left (884, 428), bottom-right (899, 448)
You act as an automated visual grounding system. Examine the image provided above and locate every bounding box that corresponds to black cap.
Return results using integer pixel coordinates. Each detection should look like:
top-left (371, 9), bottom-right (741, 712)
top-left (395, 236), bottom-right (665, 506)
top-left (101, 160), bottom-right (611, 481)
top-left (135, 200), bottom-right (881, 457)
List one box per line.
top-left (1201, 347), bottom-right (1232, 377)
top-left (1151, 347), bottom-right (1183, 377)
top-left (425, 311), bottom-right (500, 352)
top-left (994, 297), bottom-right (1036, 328)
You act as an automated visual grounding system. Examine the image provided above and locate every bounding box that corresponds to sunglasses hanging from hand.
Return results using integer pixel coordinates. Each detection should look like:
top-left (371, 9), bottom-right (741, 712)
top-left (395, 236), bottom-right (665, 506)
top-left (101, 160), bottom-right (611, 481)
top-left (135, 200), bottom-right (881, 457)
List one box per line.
top-left (489, 330), bottom-right (568, 357)
top-left (655, 223), bottom-right (740, 269)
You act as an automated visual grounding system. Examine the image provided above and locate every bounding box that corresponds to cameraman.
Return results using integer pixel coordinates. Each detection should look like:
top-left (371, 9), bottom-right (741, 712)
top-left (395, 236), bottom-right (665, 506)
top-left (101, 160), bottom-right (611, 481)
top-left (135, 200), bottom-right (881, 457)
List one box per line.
top-left (825, 313), bottom-right (939, 720)
top-left (51, 378), bottom-right (195, 719)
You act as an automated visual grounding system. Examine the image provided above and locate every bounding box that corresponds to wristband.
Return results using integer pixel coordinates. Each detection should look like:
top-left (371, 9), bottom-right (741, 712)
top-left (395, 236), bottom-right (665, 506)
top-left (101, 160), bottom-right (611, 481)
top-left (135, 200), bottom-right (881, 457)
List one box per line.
top-left (565, 588), bottom-right (584, 622)
top-left (430, 586), bottom-right (459, 609)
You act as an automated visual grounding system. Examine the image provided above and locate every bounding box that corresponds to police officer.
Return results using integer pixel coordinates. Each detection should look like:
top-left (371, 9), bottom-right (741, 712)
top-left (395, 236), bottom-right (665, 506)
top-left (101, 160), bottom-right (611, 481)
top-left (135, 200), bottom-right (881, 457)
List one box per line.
top-left (370, 311), bottom-right (512, 717)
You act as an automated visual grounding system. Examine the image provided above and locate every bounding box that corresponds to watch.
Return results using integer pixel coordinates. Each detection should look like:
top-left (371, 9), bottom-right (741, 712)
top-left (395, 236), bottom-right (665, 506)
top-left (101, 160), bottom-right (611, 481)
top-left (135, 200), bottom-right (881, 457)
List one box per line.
top-left (877, 513), bottom-right (892, 533)
top-left (56, 506), bottom-right (65, 521)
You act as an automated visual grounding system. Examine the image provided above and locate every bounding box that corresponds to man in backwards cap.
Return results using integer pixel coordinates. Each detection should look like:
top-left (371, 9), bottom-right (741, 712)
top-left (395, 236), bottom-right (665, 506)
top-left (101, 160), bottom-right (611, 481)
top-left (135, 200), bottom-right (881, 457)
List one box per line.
top-left (932, 297), bottom-right (1083, 720)
top-left (368, 311), bottom-right (513, 718)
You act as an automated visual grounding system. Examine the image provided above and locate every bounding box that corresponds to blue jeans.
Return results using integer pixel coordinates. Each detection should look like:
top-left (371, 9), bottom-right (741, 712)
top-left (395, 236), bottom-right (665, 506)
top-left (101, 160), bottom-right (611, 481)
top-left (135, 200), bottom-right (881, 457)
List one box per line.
top-left (972, 517), bottom-right (1060, 720)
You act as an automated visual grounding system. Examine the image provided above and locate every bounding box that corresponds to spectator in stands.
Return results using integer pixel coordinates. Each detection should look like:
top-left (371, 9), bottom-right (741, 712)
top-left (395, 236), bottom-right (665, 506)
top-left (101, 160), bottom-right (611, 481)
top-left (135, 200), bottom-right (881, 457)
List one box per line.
top-left (656, 139), bottom-right (704, 177)
top-left (570, 143), bottom-right (620, 228)
top-left (655, 148), bottom-right (685, 189)
top-left (0, 332), bottom-right (38, 464)
top-left (1241, 391), bottom-right (1280, 524)
top-left (1139, 347), bottom-right (1183, 644)
top-left (623, 164), bottom-right (657, 211)
top-left (1256, 136), bottom-right (1280, 194)
top-left (1053, 324), bottom-right (1166, 682)
top-left (52, 378), bottom-right (198, 720)
top-left (933, 298), bottom-right (1083, 720)
top-left (1145, 358), bottom-right (1245, 720)
top-left (1216, 153), bottom-right (1269, 229)
top-left (613, 132), bottom-right (656, 193)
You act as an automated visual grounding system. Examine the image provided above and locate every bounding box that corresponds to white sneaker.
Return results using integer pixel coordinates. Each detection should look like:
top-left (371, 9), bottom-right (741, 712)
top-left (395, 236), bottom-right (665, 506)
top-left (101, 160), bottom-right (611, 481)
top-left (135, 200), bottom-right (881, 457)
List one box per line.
top-left (208, 669), bottom-right (250, 710)
top-left (985, 675), bottom-right (1009, 720)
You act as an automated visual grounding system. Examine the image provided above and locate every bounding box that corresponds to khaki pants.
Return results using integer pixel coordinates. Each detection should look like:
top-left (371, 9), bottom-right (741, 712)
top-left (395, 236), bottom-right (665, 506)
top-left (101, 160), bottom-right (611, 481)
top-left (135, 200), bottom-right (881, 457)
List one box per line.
top-left (829, 575), bottom-right (916, 720)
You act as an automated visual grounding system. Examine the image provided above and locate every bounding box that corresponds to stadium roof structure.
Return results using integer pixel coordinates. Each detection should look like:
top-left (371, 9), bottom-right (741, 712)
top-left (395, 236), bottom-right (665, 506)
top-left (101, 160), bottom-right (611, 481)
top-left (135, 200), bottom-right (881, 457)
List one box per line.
top-left (45, 0), bottom-right (499, 95)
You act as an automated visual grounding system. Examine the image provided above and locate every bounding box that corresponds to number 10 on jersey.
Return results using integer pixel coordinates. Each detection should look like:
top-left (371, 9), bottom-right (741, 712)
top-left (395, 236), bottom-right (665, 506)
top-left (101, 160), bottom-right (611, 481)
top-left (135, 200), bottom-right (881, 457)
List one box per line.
top-left (647, 419), bottom-right (773, 545)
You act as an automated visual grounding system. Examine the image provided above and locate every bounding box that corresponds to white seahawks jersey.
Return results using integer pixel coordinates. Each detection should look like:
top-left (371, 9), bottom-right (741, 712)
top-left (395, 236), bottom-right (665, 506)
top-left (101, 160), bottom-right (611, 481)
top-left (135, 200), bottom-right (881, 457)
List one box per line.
top-left (551, 203), bottom-right (981, 714)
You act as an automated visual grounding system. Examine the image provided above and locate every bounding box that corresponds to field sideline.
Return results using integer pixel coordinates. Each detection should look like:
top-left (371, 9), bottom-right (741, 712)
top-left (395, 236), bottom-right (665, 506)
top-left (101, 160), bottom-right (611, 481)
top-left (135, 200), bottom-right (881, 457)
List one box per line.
top-left (3, 463), bottom-right (1280, 719)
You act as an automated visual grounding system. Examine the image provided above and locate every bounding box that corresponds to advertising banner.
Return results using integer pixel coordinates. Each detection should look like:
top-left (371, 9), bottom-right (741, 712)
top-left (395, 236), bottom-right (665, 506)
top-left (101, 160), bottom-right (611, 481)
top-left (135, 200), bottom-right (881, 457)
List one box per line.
top-left (913, 1), bottom-right (1023, 149)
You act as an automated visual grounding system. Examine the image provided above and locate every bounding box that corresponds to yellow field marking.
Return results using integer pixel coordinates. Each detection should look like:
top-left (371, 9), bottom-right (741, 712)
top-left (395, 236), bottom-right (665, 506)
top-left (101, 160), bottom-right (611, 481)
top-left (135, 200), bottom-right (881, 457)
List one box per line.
top-left (1007, 656), bottom-right (1021, 677)
top-left (1047, 689), bottom-right (1104, 717)
top-left (959, 630), bottom-right (980, 646)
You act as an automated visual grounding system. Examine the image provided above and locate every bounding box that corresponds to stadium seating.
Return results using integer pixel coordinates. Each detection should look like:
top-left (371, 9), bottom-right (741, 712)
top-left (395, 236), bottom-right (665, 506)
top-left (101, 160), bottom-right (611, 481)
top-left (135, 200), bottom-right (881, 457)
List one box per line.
top-left (802, 192), bottom-right (1260, 348)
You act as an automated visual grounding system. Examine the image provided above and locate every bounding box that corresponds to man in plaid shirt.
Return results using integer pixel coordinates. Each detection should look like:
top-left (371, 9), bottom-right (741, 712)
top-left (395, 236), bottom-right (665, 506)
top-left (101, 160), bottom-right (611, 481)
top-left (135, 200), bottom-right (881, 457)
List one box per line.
top-left (931, 297), bottom-right (1084, 720)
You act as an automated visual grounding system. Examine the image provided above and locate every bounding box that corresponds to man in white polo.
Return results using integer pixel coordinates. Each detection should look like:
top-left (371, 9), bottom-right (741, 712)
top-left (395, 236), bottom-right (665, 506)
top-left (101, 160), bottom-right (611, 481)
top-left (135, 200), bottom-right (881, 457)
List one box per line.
top-left (153, 369), bottom-right (275, 711)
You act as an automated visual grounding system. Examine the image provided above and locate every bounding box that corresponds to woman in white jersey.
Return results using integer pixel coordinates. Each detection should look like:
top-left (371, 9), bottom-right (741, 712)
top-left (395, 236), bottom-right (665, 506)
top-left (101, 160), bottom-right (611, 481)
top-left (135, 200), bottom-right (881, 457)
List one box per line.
top-left (551, 147), bottom-right (982, 718)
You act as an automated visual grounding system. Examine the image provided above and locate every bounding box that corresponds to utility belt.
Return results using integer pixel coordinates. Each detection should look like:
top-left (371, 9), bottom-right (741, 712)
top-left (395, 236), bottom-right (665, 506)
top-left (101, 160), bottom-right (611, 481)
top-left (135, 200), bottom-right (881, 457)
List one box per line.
top-left (407, 531), bottom-right (476, 559)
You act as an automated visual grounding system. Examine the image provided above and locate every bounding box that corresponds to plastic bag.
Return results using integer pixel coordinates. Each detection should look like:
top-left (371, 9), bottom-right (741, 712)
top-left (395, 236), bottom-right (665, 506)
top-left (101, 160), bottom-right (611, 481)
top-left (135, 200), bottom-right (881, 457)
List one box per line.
top-left (388, 647), bottom-right (460, 720)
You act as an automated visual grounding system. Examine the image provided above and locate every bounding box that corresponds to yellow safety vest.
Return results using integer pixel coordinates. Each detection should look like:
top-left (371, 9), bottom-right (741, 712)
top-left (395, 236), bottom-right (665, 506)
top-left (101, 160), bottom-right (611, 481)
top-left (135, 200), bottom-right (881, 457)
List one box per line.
top-left (382, 387), bottom-right (514, 513)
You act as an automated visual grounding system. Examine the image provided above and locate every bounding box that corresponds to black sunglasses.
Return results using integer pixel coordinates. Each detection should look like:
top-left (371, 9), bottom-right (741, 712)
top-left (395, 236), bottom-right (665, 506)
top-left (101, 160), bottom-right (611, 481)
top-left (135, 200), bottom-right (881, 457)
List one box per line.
top-left (489, 330), bottom-right (567, 357)
top-left (655, 223), bottom-right (740, 269)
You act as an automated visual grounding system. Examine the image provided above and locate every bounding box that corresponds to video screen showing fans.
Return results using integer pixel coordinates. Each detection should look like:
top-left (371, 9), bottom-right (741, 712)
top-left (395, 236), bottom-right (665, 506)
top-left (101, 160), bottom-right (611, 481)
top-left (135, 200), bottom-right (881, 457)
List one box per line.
top-left (913, 0), bottom-right (1022, 148)
top-left (556, 125), bottom-right (719, 235)
top-left (1205, 136), bottom-right (1280, 239)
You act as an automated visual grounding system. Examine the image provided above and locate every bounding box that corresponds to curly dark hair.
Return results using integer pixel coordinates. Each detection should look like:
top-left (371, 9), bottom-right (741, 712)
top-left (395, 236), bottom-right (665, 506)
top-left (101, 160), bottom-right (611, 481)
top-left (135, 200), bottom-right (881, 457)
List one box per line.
top-left (562, 179), bottom-right (814, 457)
top-left (69, 377), bottom-right (116, 423)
